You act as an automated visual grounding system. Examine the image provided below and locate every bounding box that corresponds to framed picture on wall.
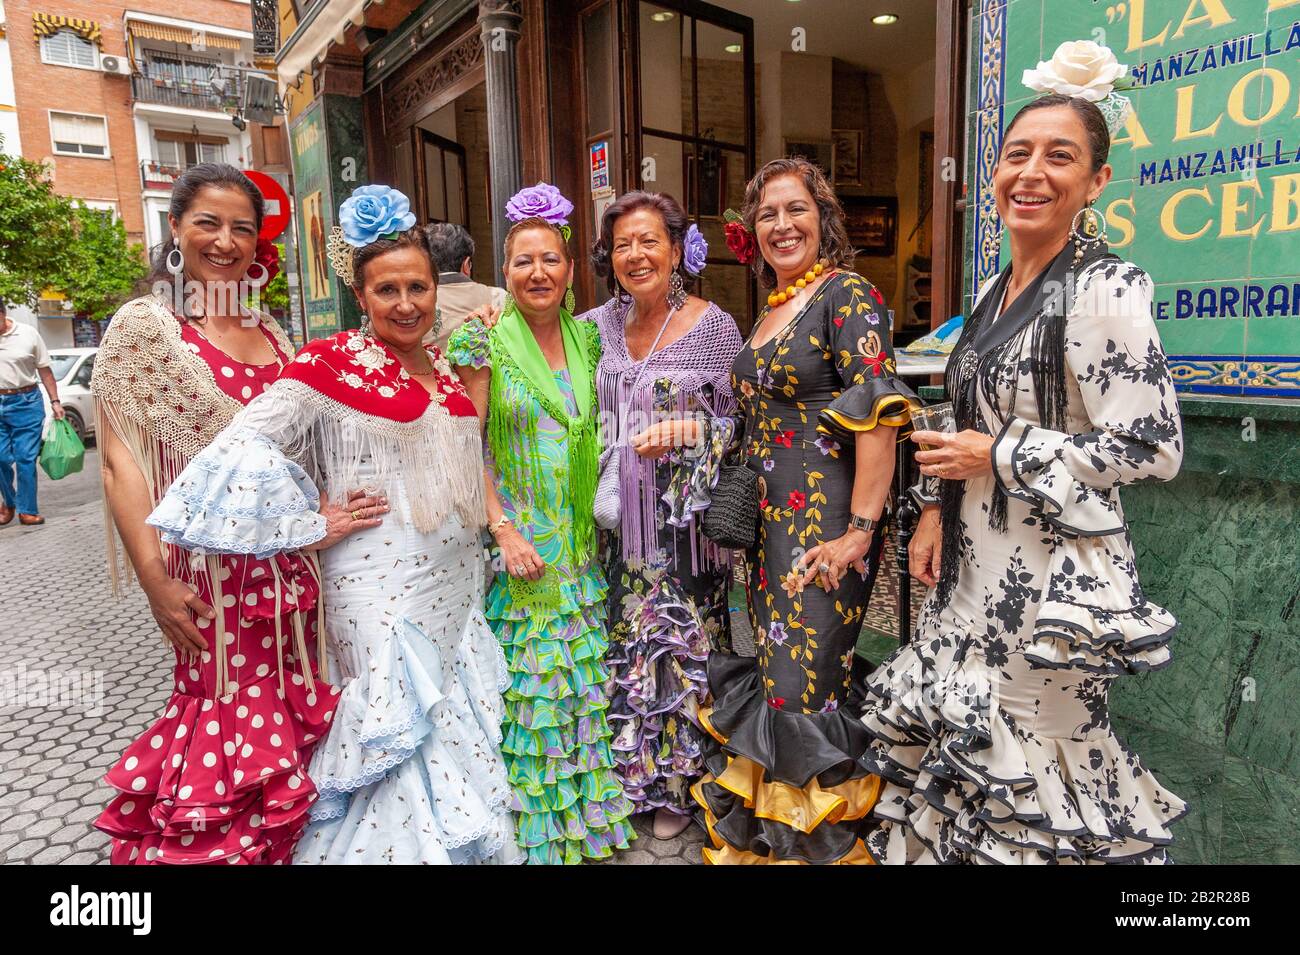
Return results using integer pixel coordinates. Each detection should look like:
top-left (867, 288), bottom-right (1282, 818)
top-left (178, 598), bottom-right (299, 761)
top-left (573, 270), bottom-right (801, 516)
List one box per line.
top-left (843, 196), bottom-right (898, 256)
top-left (783, 139), bottom-right (833, 180)
top-left (831, 129), bottom-right (862, 186)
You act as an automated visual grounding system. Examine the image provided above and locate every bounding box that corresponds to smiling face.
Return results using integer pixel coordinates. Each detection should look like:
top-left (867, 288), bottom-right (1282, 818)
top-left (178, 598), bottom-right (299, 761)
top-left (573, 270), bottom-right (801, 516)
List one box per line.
top-left (611, 206), bottom-right (680, 306)
top-left (994, 105), bottom-right (1112, 249)
top-left (754, 173), bottom-right (822, 284)
top-left (503, 226), bottom-right (573, 317)
top-left (170, 185), bottom-right (259, 287)
top-left (354, 244), bottom-right (438, 352)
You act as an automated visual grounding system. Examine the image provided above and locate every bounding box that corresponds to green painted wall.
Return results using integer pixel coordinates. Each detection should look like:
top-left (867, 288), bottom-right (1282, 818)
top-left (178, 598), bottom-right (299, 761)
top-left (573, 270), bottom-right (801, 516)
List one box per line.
top-left (288, 94), bottom-right (368, 340)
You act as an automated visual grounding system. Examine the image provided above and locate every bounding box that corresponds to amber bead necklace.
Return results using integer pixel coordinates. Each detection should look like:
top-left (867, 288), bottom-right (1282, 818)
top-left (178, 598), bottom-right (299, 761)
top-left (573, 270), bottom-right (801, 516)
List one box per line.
top-left (766, 260), bottom-right (828, 309)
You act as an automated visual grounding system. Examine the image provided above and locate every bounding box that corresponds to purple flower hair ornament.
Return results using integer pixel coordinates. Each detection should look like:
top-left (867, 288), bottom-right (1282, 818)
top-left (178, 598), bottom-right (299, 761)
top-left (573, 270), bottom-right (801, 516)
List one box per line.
top-left (505, 182), bottom-right (575, 228)
top-left (682, 223), bottom-right (708, 276)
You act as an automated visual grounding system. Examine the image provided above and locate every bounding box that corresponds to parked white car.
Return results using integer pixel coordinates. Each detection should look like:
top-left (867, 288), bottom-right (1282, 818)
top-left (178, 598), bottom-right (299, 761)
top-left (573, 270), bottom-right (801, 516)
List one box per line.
top-left (42, 348), bottom-right (98, 443)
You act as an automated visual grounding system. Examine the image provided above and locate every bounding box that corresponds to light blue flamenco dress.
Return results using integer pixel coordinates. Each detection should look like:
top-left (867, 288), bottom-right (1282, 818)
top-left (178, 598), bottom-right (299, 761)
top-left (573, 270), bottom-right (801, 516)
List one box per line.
top-left (149, 359), bottom-right (522, 864)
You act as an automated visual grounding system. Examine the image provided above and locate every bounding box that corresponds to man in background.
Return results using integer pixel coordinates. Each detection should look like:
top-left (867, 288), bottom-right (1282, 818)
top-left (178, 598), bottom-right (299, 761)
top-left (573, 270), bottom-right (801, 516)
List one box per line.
top-left (424, 222), bottom-right (505, 352)
top-left (0, 301), bottom-right (64, 527)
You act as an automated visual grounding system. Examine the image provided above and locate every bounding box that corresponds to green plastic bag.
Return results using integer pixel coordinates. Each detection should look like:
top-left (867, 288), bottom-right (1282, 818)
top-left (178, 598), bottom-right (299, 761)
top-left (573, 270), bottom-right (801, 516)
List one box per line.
top-left (39, 417), bottom-right (85, 481)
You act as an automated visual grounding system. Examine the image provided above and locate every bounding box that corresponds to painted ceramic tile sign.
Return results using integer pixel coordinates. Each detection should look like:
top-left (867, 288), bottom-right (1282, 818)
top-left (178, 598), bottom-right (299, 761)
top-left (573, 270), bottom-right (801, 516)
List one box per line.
top-left (973, 0), bottom-right (1300, 396)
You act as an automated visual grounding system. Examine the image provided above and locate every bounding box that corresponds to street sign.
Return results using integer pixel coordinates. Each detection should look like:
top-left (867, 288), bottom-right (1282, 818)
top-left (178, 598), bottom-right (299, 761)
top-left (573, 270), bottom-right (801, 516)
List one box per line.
top-left (244, 169), bottom-right (290, 241)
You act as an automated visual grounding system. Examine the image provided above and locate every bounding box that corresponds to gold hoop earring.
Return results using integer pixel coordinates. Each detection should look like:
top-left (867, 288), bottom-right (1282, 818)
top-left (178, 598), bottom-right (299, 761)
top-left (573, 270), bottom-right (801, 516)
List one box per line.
top-left (1070, 204), bottom-right (1108, 263)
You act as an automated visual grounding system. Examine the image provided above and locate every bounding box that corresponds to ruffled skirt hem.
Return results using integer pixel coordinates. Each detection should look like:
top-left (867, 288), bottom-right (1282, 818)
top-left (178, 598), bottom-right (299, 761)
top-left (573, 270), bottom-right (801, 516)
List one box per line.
top-left (691, 653), bottom-right (880, 865)
top-left (859, 644), bottom-right (1187, 865)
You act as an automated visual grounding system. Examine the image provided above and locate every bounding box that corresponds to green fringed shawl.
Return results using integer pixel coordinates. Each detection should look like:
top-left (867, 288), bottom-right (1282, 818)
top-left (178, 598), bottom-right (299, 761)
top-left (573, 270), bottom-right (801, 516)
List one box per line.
top-left (487, 306), bottom-right (601, 609)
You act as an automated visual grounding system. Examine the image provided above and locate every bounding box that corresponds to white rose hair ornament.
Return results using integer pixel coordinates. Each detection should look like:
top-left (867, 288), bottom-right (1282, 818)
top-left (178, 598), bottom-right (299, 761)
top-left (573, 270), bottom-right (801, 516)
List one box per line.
top-left (1022, 39), bottom-right (1133, 137)
top-left (503, 182), bottom-right (578, 312)
top-left (1021, 39), bottom-right (1132, 262)
top-left (326, 184), bottom-right (419, 289)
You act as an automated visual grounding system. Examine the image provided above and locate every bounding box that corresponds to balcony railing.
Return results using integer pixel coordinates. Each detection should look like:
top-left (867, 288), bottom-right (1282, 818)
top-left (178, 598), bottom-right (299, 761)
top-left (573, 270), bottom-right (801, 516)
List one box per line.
top-left (131, 72), bottom-right (243, 113)
top-left (140, 159), bottom-right (197, 191)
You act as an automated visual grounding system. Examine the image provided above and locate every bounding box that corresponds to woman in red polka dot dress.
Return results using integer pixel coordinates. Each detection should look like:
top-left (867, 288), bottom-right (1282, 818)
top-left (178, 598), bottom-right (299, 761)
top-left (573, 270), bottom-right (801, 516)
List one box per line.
top-left (91, 165), bottom-right (384, 864)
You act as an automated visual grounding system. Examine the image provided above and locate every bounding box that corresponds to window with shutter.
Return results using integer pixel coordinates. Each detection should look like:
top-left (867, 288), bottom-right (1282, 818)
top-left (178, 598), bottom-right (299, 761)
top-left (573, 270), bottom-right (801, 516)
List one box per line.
top-left (50, 112), bottom-right (110, 157)
top-left (40, 30), bottom-right (98, 69)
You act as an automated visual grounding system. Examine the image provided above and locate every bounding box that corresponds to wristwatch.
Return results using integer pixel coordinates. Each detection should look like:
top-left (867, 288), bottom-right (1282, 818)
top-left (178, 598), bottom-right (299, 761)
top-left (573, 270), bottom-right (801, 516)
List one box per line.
top-left (848, 513), bottom-right (880, 535)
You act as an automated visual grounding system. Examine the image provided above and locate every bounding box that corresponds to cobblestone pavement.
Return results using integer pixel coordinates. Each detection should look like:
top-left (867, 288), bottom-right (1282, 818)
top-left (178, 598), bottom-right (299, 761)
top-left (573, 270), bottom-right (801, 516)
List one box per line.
top-left (0, 452), bottom-right (710, 865)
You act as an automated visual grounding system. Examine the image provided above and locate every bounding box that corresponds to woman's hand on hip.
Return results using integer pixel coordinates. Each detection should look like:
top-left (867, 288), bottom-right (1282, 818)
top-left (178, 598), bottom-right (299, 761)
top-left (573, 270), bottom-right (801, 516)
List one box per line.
top-left (498, 525), bottom-right (546, 581)
top-left (143, 575), bottom-right (214, 660)
top-left (909, 505), bottom-right (942, 588)
top-left (305, 488), bottom-right (389, 551)
top-left (799, 528), bottom-right (873, 593)
top-left (912, 429), bottom-right (995, 481)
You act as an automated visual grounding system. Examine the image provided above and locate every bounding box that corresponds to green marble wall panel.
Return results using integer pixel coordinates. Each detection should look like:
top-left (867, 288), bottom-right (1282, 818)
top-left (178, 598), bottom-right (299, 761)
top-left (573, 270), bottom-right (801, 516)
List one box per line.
top-left (324, 94), bottom-right (368, 333)
top-left (1115, 398), bottom-right (1300, 863)
top-left (1113, 470), bottom-right (1240, 751)
top-left (1116, 720), bottom-right (1225, 865)
top-left (1219, 755), bottom-right (1300, 864)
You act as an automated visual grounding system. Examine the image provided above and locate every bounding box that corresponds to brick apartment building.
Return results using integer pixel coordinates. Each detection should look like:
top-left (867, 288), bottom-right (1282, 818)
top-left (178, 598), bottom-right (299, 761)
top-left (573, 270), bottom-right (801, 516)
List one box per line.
top-left (3, 0), bottom-right (289, 346)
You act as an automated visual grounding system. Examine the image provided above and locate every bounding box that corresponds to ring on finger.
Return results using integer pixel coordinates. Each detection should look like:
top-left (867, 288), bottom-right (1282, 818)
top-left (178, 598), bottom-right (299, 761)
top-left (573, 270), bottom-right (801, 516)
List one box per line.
top-left (818, 562), bottom-right (831, 574)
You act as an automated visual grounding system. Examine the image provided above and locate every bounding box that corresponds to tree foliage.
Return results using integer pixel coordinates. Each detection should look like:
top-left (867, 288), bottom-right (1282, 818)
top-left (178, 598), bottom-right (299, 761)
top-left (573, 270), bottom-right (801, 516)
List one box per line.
top-left (260, 242), bottom-right (290, 314)
top-left (0, 133), bottom-right (145, 318)
top-left (56, 206), bottom-right (148, 320)
top-left (0, 139), bottom-right (74, 308)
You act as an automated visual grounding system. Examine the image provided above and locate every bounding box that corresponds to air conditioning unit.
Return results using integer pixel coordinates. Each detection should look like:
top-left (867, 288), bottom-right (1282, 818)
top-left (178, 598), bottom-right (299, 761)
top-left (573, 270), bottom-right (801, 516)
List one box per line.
top-left (100, 55), bottom-right (131, 76)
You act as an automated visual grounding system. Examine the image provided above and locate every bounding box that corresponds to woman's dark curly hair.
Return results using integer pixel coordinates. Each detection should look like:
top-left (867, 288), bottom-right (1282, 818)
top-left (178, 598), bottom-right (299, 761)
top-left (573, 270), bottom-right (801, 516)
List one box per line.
top-left (741, 157), bottom-right (855, 288)
top-left (590, 190), bottom-right (691, 301)
top-left (351, 227), bottom-right (437, 289)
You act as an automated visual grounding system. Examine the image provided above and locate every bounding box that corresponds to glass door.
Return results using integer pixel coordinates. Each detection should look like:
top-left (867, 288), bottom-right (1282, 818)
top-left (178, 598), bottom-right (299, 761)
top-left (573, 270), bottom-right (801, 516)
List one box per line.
top-left (625, 0), bottom-right (755, 329)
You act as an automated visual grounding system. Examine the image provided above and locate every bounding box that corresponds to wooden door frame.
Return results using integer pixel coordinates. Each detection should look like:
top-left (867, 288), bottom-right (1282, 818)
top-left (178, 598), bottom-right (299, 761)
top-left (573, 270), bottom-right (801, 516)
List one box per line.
top-left (932, 0), bottom-right (970, 330)
top-left (413, 127), bottom-right (471, 226)
top-left (621, 0), bottom-right (756, 194)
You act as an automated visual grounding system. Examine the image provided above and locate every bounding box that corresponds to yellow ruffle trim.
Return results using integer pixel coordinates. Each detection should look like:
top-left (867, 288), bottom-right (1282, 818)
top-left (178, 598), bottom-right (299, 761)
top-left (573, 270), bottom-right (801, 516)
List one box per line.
top-left (691, 704), bottom-right (881, 864)
top-left (818, 394), bottom-right (922, 442)
top-left (701, 835), bottom-right (876, 866)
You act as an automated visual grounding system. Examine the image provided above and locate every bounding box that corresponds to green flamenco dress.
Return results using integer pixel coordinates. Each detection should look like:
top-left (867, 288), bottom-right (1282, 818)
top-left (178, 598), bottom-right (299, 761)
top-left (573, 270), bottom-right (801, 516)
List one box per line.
top-left (449, 310), bottom-right (636, 864)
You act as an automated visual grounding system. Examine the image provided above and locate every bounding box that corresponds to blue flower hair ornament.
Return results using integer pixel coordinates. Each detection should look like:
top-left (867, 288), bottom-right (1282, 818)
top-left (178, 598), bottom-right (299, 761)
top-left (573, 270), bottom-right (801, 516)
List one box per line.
top-left (327, 184), bottom-right (418, 286)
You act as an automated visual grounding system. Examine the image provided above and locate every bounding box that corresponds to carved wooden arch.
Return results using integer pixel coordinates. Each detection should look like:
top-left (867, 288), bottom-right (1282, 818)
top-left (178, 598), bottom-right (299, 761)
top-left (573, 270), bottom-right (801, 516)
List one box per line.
top-left (382, 28), bottom-right (486, 131)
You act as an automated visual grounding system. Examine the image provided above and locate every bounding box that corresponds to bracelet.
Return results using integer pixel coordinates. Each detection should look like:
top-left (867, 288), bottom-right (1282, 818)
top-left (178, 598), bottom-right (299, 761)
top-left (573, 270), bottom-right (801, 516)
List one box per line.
top-left (847, 513), bottom-right (880, 535)
top-left (488, 515), bottom-right (513, 536)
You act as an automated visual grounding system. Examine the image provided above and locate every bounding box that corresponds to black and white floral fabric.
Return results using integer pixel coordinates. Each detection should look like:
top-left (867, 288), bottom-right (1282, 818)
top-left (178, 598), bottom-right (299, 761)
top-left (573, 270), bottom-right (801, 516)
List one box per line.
top-left (861, 259), bottom-right (1189, 864)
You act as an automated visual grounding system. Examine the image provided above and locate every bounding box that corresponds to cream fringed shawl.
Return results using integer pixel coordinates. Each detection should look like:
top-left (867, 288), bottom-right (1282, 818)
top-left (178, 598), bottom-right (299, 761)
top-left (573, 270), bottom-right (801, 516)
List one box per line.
top-left (91, 295), bottom-right (323, 696)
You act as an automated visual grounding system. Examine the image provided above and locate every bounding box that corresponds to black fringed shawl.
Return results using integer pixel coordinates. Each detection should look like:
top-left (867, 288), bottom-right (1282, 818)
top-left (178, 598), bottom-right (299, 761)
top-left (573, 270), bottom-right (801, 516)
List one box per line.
top-left (933, 241), bottom-right (1118, 608)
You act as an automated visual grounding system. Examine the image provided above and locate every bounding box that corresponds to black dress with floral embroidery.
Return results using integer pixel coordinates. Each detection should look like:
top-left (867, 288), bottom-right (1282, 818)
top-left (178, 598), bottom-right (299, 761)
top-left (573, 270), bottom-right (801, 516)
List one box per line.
top-left (691, 270), bottom-right (919, 865)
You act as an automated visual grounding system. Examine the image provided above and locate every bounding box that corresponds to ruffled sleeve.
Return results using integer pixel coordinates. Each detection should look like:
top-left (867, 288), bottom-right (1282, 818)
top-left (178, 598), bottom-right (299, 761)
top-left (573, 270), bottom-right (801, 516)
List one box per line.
top-left (664, 412), bottom-right (738, 527)
top-left (991, 261), bottom-right (1183, 537)
top-left (662, 304), bottom-right (744, 525)
top-left (815, 273), bottom-right (922, 443)
top-left (447, 317), bottom-right (491, 370)
top-left (147, 426), bottom-right (326, 559)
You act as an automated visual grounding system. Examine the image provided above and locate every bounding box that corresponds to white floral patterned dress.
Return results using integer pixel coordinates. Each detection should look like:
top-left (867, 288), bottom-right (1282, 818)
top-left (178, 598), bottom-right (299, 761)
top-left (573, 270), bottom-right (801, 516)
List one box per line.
top-left (861, 257), bottom-right (1188, 864)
